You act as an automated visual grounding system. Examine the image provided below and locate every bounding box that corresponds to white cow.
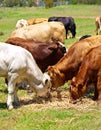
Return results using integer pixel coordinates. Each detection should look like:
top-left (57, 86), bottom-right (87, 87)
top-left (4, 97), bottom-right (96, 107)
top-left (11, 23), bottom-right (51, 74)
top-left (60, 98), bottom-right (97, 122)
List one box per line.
top-left (0, 42), bottom-right (51, 110)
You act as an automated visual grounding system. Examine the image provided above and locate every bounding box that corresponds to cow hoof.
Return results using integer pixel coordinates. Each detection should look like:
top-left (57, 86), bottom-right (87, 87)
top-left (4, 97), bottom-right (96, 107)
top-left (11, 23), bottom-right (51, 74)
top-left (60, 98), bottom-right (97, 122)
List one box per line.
top-left (97, 102), bottom-right (101, 106)
top-left (97, 103), bottom-right (101, 106)
top-left (8, 105), bottom-right (13, 110)
top-left (69, 99), bottom-right (77, 104)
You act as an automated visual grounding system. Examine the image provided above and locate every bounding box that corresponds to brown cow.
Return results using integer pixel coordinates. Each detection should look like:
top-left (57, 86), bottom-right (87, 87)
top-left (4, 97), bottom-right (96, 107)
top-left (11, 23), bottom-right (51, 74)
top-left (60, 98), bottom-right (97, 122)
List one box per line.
top-left (47, 35), bottom-right (101, 92)
top-left (70, 45), bottom-right (101, 105)
top-left (95, 16), bottom-right (101, 35)
top-left (5, 37), bottom-right (66, 73)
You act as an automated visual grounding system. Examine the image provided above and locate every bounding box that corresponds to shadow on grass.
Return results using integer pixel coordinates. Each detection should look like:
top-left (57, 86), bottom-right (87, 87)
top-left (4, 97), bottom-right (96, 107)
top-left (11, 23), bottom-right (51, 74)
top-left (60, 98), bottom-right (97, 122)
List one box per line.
top-left (0, 88), bottom-right (8, 94)
top-left (0, 98), bottom-right (42, 110)
top-left (20, 96), bottom-right (47, 107)
top-left (0, 102), bottom-right (7, 109)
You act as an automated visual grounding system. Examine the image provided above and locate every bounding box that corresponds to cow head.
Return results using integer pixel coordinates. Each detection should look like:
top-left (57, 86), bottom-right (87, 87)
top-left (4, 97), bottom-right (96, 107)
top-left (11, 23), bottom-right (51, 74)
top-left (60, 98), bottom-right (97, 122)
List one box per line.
top-left (49, 40), bottom-right (66, 54)
top-left (69, 23), bottom-right (76, 38)
top-left (16, 19), bottom-right (28, 29)
top-left (69, 77), bottom-right (87, 103)
top-left (47, 66), bottom-right (65, 91)
top-left (35, 73), bottom-right (52, 100)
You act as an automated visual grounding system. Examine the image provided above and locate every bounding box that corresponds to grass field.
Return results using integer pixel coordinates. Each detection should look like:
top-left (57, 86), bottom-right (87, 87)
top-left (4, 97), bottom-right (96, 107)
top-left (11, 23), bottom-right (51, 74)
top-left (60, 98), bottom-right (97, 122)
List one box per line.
top-left (0, 4), bottom-right (101, 130)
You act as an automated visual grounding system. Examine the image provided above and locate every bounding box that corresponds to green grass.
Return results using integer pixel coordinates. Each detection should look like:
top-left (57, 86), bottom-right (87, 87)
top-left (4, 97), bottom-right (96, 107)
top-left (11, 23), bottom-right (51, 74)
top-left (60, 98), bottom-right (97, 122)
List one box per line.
top-left (0, 4), bottom-right (101, 130)
top-left (0, 107), bottom-right (101, 130)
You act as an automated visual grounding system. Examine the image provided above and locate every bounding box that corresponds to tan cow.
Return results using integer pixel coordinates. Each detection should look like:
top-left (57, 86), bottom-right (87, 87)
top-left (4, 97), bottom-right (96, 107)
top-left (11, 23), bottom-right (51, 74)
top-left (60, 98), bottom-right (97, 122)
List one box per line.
top-left (70, 45), bottom-right (101, 105)
top-left (16, 18), bottom-right (48, 29)
top-left (47, 35), bottom-right (101, 93)
top-left (27, 18), bottom-right (48, 25)
top-left (95, 16), bottom-right (101, 35)
top-left (10, 21), bottom-right (65, 44)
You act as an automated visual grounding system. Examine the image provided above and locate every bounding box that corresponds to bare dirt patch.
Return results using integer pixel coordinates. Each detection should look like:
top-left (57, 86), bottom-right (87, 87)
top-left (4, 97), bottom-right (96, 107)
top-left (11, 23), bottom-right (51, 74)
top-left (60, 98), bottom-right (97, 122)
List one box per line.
top-left (19, 90), bottom-right (97, 112)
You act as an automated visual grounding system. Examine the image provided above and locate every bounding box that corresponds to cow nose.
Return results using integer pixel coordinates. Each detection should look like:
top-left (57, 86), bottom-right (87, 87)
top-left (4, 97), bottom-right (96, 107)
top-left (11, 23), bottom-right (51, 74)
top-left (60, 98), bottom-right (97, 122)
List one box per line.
top-left (44, 92), bottom-right (52, 101)
top-left (61, 47), bottom-right (66, 53)
top-left (38, 92), bottom-right (52, 101)
top-left (46, 92), bottom-right (52, 98)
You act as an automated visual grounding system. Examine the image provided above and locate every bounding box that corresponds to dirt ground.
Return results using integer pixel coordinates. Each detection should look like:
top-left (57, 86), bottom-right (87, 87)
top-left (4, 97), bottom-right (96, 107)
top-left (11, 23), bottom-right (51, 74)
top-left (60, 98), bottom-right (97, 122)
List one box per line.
top-left (19, 89), bottom-right (97, 111)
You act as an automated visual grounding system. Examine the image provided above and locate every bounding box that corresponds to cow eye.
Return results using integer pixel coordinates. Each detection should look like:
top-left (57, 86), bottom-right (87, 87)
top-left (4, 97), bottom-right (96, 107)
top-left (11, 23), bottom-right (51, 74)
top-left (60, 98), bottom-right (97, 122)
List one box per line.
top-left (78, 84), bottom-right (83, 89)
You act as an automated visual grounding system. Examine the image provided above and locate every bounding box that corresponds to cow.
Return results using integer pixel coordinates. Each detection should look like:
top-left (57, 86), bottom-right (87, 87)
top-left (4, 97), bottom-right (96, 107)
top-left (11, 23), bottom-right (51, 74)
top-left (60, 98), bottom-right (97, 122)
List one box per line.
top-left (47, 35), bottom-right (101, 97)
top-left (11, 21), bottom-right (65, 44)
top-left (16, 18), bottom-right (48, 29)
top-left (70, 45), bottom-right (101, 105)
top-left (95, 16), bottom-right (101, 35)
top-left (27, 18), bottom-right (48, 25)
top-left (48, 16), bottom-right (76, 39)
top-left (5, 37), bottom-right (66, 73)
top-left (0, 42), bottom-right (51, 110)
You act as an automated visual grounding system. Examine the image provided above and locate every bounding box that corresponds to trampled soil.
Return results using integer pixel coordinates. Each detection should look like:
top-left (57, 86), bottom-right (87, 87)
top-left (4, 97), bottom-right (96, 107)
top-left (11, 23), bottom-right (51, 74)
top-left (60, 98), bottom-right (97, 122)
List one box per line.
top-left (19, 89), bottom-right (97, 111)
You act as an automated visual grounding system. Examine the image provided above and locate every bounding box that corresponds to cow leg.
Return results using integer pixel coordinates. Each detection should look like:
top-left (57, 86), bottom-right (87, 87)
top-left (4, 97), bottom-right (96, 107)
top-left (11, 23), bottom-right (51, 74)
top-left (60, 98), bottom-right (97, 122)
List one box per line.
top-left (96, 76), bottom-right (101, 105)
top-left (5, 78), bottom-right (8, 87)
top-left (92, 82), bottom-right (98, 100)
top-left (56, 89), bottom-right (62, 101)
top-left (7, 80), bottom-right (15, 110)
top-left (14, 86), bottom-right (19, 107)
top-left (65, 28), bottom-right (68, 39)
top-left (7, 74), bottom-right (19, 110)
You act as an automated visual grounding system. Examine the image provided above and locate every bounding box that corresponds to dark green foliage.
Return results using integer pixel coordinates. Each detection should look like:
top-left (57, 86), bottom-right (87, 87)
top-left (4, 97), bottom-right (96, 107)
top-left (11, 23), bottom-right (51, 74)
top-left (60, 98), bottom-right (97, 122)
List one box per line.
top-left (43, 0), bottom-right (54, 8)
top-left (0, 0), bottom-right (101, 7)
top-left (71, 0), bottom-right (101, 4)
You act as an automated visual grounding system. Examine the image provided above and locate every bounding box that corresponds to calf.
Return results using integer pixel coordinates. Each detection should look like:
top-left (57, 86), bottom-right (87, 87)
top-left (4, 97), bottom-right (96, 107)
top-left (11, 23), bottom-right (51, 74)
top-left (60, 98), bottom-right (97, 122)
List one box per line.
top-left (5, 37), bottom-right (66, 72)
top-left (70, 45), bottom-right (101, 105)
top-left (95, 16), bottom-right (101, 35)
top-left (47, 35), bottom-right (101, 91)
top-left (48, 16), bottom-right (76, 39)
top-left (0, 42), bottom-right (51, 110)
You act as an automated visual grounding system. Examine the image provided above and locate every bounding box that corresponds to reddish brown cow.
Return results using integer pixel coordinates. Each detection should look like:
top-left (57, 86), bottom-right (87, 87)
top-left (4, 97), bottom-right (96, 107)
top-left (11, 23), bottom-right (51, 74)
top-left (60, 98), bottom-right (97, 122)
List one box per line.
top-left (5, 37), bottom-right (66, 72)
top-left (70, 45), bottom-right (101, 104)
top-left (47, 35), bottom-right (101, 91)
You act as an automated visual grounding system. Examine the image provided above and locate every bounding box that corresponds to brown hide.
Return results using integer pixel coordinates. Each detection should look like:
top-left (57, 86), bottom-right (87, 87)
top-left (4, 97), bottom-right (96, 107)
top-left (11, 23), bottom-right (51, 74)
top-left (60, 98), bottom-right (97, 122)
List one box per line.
top-left (47, 35), bottom-right (101, 90)
top-left (95, 16), bottom-right (101, 35)
top-left (70, 45), bottom-right (101, 104)
top-left (5, 37), bottom-right (65, 72)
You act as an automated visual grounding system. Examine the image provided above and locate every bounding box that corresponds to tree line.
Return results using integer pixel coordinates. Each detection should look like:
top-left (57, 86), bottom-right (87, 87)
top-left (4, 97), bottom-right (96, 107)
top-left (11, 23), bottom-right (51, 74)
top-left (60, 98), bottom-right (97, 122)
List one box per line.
top-left (0, 0), bottom-right (100, 8)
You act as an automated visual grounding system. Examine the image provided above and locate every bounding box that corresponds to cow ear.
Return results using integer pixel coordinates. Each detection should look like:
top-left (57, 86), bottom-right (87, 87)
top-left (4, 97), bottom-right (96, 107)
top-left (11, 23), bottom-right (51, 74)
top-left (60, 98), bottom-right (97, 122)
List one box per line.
top-left (78, 84), bottom-right (83, 89)
top-left (70, 77), bottom-right (76, 86)
top-left (48, 43), bottom-right (57, 50)
top-left (43, 78), bottom-right (51, 89)
top-left (45, 79), bottom-right (48, 84)
top-left (72, 77), bottom-right (76, 83)
top-left (48, 45), bottom-right (57, 50)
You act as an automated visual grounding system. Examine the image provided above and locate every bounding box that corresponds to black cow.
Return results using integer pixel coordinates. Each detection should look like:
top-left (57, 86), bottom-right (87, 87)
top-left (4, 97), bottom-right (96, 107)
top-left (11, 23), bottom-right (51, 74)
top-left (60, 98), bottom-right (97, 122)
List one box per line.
top-left (48, 16), bottom-right (76, 39)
